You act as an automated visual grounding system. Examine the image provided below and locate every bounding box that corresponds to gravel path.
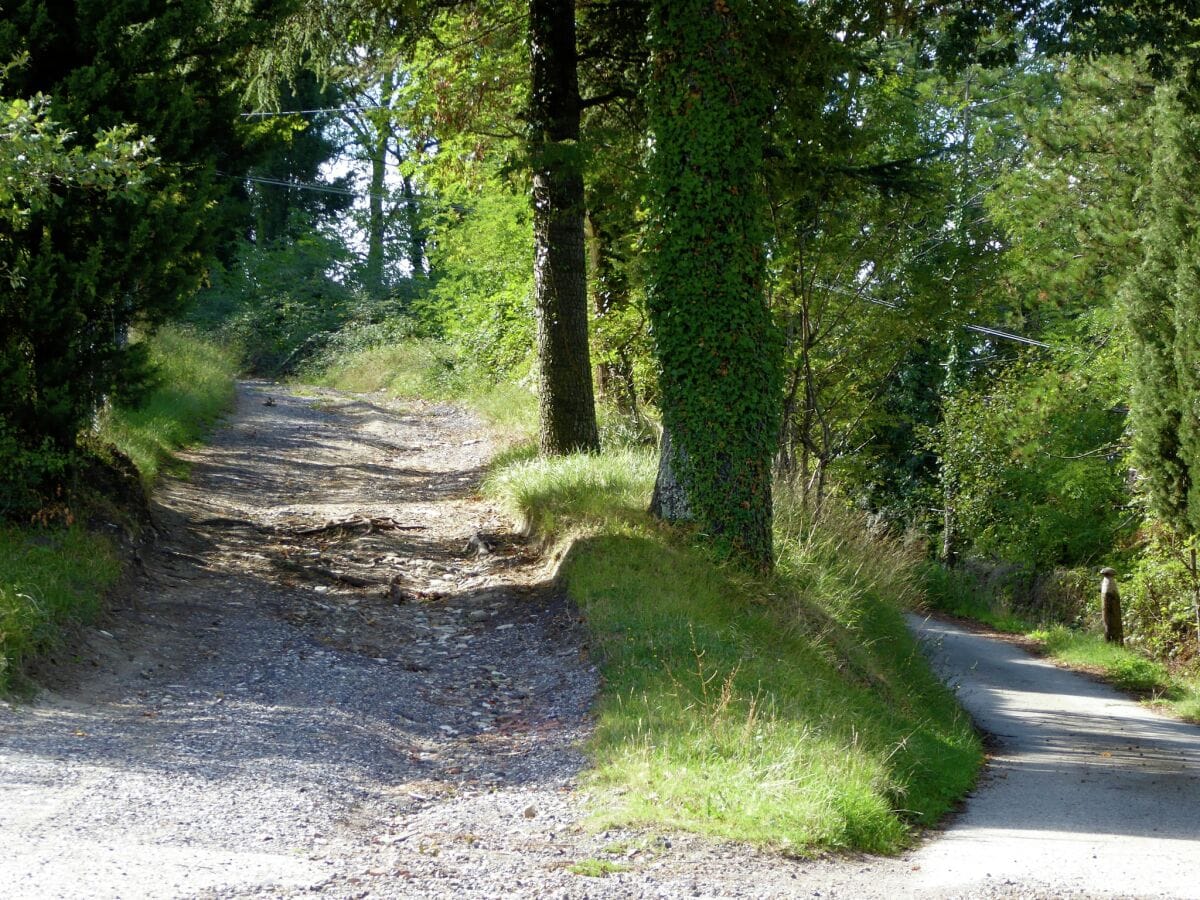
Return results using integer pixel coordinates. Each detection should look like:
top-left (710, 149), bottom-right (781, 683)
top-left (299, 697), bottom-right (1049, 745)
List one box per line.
top-left (2, 383), bottom-right (1199, 899)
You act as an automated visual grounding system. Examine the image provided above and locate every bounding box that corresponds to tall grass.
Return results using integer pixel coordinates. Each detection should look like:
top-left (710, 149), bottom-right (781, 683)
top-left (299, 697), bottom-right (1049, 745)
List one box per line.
top-left (484, 452), bottom-right (981, 854)
top-left (96, 326), bottom-right (239, 485)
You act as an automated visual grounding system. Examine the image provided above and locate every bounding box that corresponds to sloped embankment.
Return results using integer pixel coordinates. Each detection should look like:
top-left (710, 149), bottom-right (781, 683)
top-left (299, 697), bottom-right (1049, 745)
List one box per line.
top-left (484, 450), bottom-right (982, 855)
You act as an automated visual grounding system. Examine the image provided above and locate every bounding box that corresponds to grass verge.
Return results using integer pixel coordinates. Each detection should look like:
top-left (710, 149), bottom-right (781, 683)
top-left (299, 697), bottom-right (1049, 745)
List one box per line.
top-left (1, 326), bottom-right (238, 693)
top-left (95, 325), bottom-right (240, 485)
top-left (0, 528), bottom-right (120, 692)
top-left (486, 451), bottom-right (981, 855)
top-left (924, 564), bottom-right (1200, 723)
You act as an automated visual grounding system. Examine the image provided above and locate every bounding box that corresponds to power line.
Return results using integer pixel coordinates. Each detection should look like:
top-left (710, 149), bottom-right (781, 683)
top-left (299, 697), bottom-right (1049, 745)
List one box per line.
top-left (215, 171), bottom-right (444, 205)
top-left (964, 323), bottom-right (1049, 348)
top-left (240, 105), bottom-right (394, 118)
top-left (811, 280), bottom-right (1050, 349)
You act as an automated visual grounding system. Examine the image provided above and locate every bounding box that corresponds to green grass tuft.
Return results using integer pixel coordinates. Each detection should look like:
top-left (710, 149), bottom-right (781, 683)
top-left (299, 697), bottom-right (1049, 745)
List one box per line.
top-left (483, 454), bottom-right (981, 855)
top-left (483, 448), bottom-right (657, 538)
top-left (96, 326), bottom-right (239, 485)
top-left (568, 859), bottom-right (629, 877)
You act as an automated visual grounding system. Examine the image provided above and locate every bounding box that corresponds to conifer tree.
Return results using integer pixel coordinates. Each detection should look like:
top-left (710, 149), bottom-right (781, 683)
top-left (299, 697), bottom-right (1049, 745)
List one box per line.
top-left (1123, 80), bottom-right (1200, 534)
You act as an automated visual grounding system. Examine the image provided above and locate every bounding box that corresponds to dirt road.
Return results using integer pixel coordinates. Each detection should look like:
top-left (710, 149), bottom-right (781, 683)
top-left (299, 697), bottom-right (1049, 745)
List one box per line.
top-left (2, 384), bottom-right (1198, 898)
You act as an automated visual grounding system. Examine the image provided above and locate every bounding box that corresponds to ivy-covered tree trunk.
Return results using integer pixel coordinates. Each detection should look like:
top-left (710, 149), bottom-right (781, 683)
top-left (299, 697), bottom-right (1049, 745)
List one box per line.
top-left (645, 0), bottom-right (781, 568)
top-left (529, 0), bottom-right (600, 455)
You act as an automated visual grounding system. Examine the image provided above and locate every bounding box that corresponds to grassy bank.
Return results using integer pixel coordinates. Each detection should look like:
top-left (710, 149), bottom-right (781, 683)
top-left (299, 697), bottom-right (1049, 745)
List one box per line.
top-left (1, 327), bottom-right (238, 692)
top-left (924, 564), bottom-right (1200, 723)
top-left (486, 454), bottom-right (981, 854)
top-left (96, 325), bottom-right (240, 485)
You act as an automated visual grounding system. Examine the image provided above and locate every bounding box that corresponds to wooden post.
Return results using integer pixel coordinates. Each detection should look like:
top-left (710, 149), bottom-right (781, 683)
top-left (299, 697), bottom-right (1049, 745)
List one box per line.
top-left (1100, 567), bottom-right (1123, 645)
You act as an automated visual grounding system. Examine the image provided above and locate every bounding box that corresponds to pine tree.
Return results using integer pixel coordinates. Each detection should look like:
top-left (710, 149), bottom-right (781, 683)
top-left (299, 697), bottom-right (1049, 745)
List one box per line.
top-left (1123, 79), bottom-right (1200, 535)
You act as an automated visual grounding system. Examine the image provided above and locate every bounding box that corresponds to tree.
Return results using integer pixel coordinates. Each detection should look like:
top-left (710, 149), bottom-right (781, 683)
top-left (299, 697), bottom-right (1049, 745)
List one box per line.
top-left (1122, 79), bottom-right (1200, 536)
top-left (0, 0), bottom-right (272, 513)
top-left (528, 0), bottom-right (600, 454)
top-left (645, 0), bottom-right (781, 568)
top-left (0, 80), bottom-right (153, 512)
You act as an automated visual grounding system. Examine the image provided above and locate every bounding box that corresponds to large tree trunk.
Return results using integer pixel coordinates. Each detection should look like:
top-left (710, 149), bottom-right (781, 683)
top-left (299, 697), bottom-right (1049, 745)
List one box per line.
top-left (529, 0), bottom-right (600, 455)
top-left (645, 0), bottom-right (780, 568)
top-left (649, 427), bottom-right (692, 521)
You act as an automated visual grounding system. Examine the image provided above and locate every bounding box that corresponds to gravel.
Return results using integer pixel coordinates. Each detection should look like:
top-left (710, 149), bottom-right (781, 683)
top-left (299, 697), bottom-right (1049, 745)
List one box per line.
top-left (2, 383), bottom-right (1197, 899)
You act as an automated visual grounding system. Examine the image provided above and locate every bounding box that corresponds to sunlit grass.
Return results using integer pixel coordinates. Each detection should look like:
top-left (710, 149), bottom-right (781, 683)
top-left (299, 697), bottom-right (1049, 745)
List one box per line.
top-left (0, 527), bottom-right (120, 692)
top-left (96, 326), bottom-right (239, 485)
top-left (484, 453), bottom-right (981, 854)
top-left (310, 339), bottom-right (539, 445)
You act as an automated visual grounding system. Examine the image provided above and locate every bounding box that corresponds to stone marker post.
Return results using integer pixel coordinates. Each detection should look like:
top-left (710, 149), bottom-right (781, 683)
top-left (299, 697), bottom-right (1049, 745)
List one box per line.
top-left (1100, 567), bottom-right (1123, 645)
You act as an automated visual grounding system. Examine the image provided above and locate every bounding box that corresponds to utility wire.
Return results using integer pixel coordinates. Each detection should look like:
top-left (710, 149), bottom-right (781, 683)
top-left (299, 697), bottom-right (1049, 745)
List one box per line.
top-left (215, 171), bottom-right (446, 206)
top-left (811, 279), bottom-right (1051, 349)
top-left (240, 105), bottom-right (395, 118)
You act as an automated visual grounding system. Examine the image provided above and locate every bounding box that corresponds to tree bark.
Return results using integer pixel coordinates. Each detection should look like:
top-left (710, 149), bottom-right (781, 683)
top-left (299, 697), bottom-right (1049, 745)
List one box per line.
top-left (529, 0), bottom-right (600, 455)
top-left (403, 174), bottom-right (425, 276)
top-left (364, 71), bottom-right (394, 299)
top-left (649, 427), bottom-right (693, 521)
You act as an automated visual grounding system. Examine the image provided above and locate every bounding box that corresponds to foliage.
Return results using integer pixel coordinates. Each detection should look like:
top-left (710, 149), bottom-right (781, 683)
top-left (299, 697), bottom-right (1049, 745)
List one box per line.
top-left (1122, 79), bottom-right (1200, 537)
top-left (483, 449), bottom-right (979, 853)
top-left (193, 230), bottom-right (360, 375)
top-left (0, 79), bottom-right (154, 515)
top-left (0, 0), bottom-right (274, 515)
top-left (931, 347), bottom-right (1130, 569)
top-left (1122, 530), bottom-right (1200, 662)
top-left (415, 187), bottom-right (536, 378)
top-left (645, 0), bottom-right (781, 566)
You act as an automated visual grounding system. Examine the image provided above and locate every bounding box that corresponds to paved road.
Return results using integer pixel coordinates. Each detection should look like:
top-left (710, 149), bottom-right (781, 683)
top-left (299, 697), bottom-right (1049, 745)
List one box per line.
top-left (898, 614), bottom-right (1200, 898)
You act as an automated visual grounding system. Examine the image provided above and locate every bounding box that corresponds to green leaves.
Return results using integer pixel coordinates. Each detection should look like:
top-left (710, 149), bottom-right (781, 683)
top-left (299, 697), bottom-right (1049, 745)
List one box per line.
top-left (646, 0), bottom-right (781, 567)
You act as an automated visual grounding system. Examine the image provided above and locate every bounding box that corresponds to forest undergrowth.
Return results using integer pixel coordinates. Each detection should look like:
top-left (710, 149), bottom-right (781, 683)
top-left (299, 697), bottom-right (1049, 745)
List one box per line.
top-left (0, 327), bottom-right (238, 693)
top-left (318, 340), bottom-right (983, 854)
